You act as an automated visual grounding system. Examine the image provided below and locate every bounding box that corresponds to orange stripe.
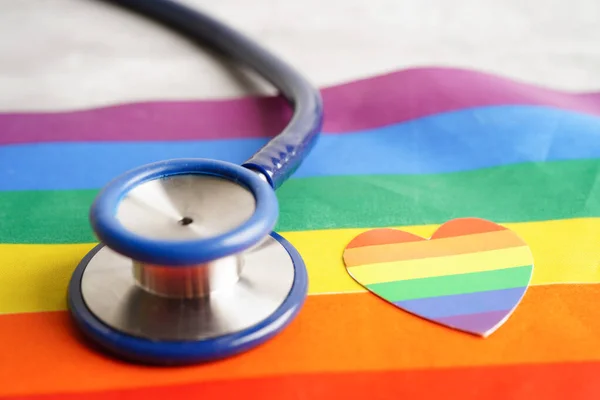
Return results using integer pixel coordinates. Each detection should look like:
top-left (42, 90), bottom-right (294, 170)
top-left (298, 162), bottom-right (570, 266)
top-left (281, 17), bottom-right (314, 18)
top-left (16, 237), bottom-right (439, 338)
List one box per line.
top-left (1, 284), bottom-right (599, 397)
top-left (343, 229), bottom-right (526, 266)
top-left (7, 362), bottom-right (600, 400)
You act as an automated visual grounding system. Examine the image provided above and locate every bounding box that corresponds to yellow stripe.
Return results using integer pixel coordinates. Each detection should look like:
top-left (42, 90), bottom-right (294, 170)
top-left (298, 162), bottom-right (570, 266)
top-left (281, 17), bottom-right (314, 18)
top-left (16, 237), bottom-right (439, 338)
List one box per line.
top-left (1, 217), bottom-right (599, 315)
top-left (346, 245), bottom-right (533, 285)
top-left (0, 243), bottom-right (92, 315)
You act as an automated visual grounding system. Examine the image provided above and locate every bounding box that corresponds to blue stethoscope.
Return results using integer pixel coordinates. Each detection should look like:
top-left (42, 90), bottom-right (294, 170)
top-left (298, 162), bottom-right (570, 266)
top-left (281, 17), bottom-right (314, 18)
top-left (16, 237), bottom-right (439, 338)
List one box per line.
top-left (67, 0), bottom-right (323, 365)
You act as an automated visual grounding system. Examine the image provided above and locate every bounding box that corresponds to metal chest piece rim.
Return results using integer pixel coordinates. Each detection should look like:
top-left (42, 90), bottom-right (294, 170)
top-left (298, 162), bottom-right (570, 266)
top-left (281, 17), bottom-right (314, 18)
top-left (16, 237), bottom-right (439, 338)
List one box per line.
top-left (68, 230), bottom-right (307, 365)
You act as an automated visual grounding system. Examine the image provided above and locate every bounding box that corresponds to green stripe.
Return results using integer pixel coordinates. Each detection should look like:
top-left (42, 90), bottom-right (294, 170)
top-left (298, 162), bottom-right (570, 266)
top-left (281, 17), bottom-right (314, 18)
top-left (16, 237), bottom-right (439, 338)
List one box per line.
top-left (0, 159), bottom-right (599, 244)
top-left (366, 265), bottom-right (533, 302)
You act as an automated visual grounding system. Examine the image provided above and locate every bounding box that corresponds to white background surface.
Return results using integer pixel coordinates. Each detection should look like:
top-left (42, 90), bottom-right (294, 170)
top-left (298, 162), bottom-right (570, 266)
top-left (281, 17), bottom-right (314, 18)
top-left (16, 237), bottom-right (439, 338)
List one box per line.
top-left (1, 0), bottom-right (599, 111)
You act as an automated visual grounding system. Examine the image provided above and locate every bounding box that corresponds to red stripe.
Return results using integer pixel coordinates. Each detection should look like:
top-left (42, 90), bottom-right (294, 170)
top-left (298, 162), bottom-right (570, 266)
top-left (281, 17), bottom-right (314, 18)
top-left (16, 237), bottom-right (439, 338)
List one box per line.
top-left (431, 217), bottom-right (508, 239)
top-left (8, 362), bottom-right (600, 399)
top-left (345, 228), bottom-right (423, 248)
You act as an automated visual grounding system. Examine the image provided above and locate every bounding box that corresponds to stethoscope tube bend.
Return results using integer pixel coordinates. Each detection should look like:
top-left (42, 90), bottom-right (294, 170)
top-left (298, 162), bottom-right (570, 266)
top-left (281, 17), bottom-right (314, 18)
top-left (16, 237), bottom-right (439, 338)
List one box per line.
top-left (111, 0), bottom-right (323, 188)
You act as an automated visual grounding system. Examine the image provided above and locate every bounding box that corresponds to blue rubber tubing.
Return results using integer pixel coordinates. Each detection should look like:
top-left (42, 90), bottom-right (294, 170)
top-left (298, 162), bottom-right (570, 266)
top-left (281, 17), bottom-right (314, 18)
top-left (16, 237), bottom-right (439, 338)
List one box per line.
top-left (103, 0), bottom-right (324, 189)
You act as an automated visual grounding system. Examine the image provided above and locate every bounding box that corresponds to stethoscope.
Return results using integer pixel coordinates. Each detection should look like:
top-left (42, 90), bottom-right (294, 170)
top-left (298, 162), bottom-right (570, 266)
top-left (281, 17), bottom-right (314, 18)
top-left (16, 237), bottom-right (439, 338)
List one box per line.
top-left (67, 0), bottom-right (323, 366)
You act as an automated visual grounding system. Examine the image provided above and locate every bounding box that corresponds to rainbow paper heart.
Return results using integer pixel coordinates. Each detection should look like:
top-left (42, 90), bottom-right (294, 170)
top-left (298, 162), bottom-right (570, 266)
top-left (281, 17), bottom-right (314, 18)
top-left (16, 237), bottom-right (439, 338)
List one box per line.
top-left (343, 218), bottom-right (534, 337)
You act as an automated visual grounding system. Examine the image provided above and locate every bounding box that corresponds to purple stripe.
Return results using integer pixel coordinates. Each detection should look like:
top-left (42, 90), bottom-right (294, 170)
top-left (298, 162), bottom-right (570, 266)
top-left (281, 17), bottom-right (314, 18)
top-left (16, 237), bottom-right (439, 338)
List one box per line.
top-left (1, 67), bottom-right (600, 145)
top-left (432, 309), bottom-right (514, 336)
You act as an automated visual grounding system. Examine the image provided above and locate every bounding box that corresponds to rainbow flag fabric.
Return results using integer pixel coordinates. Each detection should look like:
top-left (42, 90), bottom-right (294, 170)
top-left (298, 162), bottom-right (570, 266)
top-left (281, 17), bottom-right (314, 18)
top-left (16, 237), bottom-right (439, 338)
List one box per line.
top-left (1, 5), bottom-right (600, 396)
top-left (1, 65), bottom-right (600, 399)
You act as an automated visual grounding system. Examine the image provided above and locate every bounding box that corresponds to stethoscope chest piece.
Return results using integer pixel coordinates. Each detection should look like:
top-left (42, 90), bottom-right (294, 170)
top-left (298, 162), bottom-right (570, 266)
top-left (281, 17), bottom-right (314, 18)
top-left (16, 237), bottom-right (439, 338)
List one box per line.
top-left (67, 159), bottom-right (308, 365)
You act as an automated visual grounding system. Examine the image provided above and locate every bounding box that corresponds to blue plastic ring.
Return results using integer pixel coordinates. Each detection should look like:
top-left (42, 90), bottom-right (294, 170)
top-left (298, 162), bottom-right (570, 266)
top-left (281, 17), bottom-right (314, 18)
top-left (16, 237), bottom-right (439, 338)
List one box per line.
top-left (90, 158), bottom-right (278, 266)
top-left (67, 231), bottom-right (308, 365)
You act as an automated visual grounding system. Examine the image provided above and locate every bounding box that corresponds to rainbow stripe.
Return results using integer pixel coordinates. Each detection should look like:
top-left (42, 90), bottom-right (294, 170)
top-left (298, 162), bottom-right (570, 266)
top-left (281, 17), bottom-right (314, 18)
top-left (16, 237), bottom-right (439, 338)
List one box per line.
top-left (1, 67), bottom-right (600, 398)
top-left (2, 362), bottom-right (597, 400)
top-left (2, 67), bottom-right (600, 145)
top-left (1, 159), bottom-right (600, 243)
top-left (2, 284), bottom-right (600, 398)
top-left (1, 218), bottom-right (599, 315)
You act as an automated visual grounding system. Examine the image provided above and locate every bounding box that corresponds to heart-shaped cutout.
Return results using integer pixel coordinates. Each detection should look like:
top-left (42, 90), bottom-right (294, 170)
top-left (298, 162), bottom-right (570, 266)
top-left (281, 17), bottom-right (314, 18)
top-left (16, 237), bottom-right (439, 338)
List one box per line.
top-left (343, 218), bottom-right (534, 337)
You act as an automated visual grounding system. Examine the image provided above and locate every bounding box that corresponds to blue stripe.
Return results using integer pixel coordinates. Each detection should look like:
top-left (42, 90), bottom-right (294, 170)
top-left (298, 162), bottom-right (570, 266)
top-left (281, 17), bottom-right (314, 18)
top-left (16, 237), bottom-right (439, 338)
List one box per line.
top-left (1, 105), bottom-right (599, 191)
top-left (394, 287), bottom-right (528, 319)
